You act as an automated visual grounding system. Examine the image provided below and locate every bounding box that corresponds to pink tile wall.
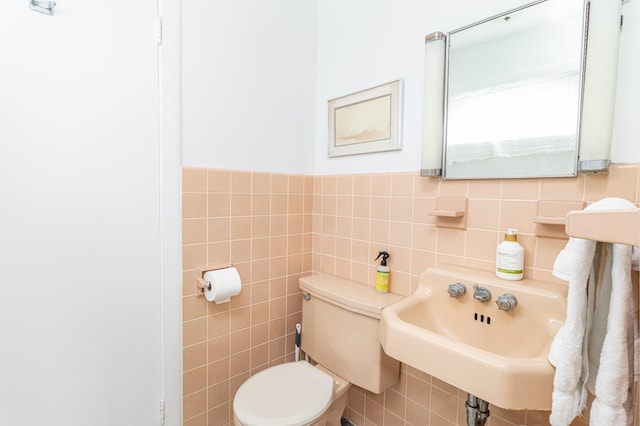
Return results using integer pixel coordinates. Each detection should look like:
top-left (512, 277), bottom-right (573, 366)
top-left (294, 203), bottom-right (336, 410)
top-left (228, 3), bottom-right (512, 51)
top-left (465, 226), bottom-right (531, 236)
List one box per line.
top-left (182, 168), bottom-right (314, 426)
top-left (183, 164), bottom-right (640, 426)
top-left (313, 165), bottom-right (640, 295)
top-left (312, 164), bottom-right (640, 426)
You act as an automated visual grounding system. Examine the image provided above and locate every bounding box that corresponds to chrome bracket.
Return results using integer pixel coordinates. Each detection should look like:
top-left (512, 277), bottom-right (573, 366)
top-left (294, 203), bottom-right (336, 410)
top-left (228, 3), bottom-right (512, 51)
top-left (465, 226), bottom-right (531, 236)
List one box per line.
top-left (578, 159), bottom-right (610, 174)
top-left (420, 168), bottom-right (442, 177)
top-left (30, 0), bottom-right (57, 15)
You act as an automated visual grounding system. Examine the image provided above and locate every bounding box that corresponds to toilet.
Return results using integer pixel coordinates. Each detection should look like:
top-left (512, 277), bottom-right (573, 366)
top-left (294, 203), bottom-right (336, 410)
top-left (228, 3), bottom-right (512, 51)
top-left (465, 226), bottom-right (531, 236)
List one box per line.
top-left (233, 273), bottom-right (403, 426)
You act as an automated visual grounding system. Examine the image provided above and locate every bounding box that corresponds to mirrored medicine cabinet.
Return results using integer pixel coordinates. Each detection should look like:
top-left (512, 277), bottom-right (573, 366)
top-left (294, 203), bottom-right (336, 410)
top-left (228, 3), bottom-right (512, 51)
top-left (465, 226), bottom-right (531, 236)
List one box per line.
top-left (420, 0), bottom-right (622, 179)
top-left (439, 0), bottom-right (590, 179)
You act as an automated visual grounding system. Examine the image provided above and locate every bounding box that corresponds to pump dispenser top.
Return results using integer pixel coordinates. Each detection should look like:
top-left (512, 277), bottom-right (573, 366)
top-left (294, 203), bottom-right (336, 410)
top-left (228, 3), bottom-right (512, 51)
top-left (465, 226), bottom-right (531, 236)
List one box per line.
top-left (375, 251), bottom-right (391, 293)
top-left (505, 229), bottom-right (518, 241)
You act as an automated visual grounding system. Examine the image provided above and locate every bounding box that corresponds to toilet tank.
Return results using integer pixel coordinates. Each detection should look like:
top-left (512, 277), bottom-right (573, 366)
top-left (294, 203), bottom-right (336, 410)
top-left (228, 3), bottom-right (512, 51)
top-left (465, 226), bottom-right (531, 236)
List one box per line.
top-left (299, 274), bottom-right (403, 394)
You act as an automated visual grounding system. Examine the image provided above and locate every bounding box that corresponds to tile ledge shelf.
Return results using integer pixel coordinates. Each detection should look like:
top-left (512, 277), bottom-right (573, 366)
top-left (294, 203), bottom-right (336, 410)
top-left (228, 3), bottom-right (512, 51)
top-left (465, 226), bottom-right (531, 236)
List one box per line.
top-left (532, 216), bottom-right (567, 225)
top-left (427, 209), bottom-right (465, 218)
top-left (532, 200), bottom-right (587, 239)
top-left (428, 198), bottom-right (467, 229)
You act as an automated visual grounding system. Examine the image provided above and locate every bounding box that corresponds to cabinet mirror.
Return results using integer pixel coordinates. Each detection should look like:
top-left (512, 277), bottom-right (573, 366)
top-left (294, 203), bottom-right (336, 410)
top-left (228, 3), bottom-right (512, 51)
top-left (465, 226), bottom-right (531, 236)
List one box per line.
top-left (443, 0), bottom-right (587, 179)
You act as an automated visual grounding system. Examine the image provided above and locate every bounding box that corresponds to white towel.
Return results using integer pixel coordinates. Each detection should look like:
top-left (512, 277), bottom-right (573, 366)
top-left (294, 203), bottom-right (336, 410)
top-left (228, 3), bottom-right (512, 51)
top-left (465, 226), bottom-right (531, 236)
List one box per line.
top-left (549, 238), bottom-right (596, 425)
top-left (589, 243), bottom-right (632, 426)
top-left (548, 197), bottom-right (637, 426)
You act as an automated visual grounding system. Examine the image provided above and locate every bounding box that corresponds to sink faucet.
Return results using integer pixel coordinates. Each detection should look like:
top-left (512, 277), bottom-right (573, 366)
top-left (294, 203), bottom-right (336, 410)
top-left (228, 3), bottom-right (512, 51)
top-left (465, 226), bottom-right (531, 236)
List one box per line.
top-left (496, 293), bottom-right (518, 312)
top-left (473, 285), bottom-right (491, 302)
top-left (447, 282), bottom-right (467, 298)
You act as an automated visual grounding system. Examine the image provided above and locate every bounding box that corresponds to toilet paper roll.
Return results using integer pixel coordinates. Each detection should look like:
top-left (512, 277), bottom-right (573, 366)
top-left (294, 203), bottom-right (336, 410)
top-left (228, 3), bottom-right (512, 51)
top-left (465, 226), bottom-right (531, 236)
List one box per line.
top-left (203, 267), bottom-right (242, 304)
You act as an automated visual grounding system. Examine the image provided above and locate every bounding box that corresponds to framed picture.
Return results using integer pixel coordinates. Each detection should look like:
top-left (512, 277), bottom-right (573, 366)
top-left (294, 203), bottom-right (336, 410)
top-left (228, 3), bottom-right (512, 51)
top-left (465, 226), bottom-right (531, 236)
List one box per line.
top-left (328, 79), bottom-right (403, 157)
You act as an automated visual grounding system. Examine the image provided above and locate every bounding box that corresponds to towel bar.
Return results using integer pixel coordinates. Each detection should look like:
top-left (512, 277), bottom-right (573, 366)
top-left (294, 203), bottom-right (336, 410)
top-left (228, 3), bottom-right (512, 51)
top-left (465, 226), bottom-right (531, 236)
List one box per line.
top-left (565, 209), bottom-right (640, 246)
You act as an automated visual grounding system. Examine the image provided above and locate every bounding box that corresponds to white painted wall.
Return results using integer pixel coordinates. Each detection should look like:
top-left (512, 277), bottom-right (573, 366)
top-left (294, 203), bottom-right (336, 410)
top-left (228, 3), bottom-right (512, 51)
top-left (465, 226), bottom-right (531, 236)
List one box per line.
top-left (181, 0), bottom-right (318, 174)
top-left (181, 0), bottom-right (638, 175)
top-left (314, 0), bottom-right (640, 174)
top-left (0, 1), bottom-right (181, 424)
top-left (611, 0), bottom-right (640, 162)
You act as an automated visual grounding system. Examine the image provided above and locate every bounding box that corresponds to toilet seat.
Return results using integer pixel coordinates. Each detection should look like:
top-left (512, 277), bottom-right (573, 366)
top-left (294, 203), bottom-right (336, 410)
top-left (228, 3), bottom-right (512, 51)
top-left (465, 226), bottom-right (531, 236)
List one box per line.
top-left (233, 361), bottom-right (335, 426)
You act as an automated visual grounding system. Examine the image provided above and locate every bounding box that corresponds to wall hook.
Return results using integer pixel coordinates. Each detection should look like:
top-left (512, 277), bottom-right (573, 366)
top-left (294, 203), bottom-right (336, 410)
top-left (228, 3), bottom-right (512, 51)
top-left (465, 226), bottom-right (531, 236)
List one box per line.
top-left (30, 0), bottom-right (57, 15)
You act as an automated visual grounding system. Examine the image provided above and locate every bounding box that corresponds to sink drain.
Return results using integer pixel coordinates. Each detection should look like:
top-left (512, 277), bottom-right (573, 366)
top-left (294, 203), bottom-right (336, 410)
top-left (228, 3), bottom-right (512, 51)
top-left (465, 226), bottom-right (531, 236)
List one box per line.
top-left (474, 312), bottom-right (491, 325)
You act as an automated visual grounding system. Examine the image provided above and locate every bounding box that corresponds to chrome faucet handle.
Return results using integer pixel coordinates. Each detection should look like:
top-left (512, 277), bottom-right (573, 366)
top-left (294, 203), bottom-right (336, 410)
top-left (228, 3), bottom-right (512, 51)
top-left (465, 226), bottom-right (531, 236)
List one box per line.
top-left (447, 282), bottom-right (467, 298)
top-left (472, 285), bottom-right (491, 302)
top-left (496, 293), bottom-right (518, 312)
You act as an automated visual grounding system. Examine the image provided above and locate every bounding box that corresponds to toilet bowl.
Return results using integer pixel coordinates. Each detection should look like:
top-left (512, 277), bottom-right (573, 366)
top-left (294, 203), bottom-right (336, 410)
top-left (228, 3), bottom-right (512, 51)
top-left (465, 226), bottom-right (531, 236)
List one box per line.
top-left (233, 362), bottom-right (350, 426)
top-left (233, 273), bottom-right (403, 426)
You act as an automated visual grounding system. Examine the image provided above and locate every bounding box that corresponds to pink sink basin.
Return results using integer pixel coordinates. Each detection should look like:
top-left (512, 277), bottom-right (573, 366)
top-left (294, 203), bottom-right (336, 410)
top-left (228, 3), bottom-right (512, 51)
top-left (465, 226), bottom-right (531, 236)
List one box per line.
top-left (379, 265), bottom-right (567, 410)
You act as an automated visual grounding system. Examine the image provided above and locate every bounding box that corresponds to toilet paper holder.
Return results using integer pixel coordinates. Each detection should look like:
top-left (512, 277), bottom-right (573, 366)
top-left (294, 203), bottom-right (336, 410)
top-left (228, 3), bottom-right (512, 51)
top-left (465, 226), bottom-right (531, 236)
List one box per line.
top-left (196, 264), bottom-right (232, 295)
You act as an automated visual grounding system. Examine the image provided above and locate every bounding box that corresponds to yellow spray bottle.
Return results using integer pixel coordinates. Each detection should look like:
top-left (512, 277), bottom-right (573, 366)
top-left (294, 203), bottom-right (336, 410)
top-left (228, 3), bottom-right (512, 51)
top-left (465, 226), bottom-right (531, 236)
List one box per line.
top-left (374, 251), bottom-right (391, 294)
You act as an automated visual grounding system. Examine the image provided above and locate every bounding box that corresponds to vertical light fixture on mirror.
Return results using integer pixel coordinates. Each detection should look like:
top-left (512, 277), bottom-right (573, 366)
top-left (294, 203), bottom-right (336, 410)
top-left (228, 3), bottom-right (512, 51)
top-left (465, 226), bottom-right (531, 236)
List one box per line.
top-left (578, 0), bottom-right (622, 173)
top-left (420, 32), bottom-right (446, 177)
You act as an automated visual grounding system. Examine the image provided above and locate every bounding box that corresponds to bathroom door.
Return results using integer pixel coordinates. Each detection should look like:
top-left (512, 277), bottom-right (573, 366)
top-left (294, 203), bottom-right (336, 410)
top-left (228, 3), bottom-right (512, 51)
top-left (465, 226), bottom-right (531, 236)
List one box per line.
top-left (0, 1), bottom-right (168, 425)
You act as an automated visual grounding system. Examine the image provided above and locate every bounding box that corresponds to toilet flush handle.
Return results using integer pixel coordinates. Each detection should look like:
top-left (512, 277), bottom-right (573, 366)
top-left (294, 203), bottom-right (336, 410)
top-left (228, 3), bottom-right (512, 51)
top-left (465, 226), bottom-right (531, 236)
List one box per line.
top-left (302, 292), bottom-right (311, 301)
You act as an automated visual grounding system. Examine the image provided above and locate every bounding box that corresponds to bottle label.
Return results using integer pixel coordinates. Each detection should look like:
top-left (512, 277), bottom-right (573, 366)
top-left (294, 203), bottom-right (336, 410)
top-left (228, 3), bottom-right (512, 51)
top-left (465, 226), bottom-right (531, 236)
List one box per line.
top-left (496, 251), bottom-right (523, 274)
top-left (376, 271), bottom-right (390, 293)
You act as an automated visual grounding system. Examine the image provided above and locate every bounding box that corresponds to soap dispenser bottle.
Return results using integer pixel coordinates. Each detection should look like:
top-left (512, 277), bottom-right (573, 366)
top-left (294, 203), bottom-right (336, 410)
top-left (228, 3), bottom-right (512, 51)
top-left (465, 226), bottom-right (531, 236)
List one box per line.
top-left (374, 251), bottom-right (391, 293)
top-left (496, 228), bottom-right (524, 280)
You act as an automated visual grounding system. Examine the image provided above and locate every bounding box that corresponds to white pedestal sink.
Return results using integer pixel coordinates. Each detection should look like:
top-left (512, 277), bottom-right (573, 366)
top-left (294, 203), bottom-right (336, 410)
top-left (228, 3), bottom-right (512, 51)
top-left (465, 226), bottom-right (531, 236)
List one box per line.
top-left (379, 265), bottom-right (567, 410)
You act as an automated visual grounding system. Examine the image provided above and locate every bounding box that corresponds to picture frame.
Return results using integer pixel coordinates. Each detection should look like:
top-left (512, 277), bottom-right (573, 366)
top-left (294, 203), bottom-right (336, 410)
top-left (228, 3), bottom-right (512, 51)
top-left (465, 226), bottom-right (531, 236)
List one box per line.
top-left (328, 79), bottom-right (403, 157)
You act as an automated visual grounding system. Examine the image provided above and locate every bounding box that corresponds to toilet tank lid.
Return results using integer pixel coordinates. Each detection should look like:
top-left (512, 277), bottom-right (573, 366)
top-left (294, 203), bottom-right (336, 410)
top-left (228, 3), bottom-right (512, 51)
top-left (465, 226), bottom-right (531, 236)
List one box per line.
top-left (299, 274), bottom-right (403, 319)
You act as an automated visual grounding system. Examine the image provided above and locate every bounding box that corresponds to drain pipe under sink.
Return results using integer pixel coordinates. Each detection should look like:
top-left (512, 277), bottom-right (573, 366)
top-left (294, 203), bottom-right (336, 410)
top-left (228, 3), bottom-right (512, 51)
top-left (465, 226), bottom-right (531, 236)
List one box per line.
top-left (465, 394), bottom-right (490, 426)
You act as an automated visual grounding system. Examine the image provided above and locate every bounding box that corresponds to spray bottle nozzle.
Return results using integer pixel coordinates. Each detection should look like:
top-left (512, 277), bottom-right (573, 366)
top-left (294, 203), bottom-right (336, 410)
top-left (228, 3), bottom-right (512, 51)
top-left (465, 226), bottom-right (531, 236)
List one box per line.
top-left (375, 251), bottom-right (390, 266)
